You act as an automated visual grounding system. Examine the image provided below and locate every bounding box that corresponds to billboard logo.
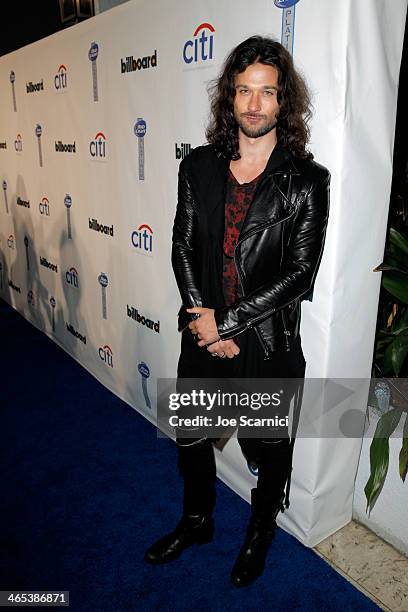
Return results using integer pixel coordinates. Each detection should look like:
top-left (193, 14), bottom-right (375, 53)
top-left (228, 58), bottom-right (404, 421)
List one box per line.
top-left (64, 194), bottom-right (73, 239)
top-left (35, 124), bottom-right (43, 167)
top-left (50, 296), bottom-right (56, 332)
top-left (55, 140), bottom-right (76, 153)
top-left (99, 344), bottom-right (113, 368)
top-left (40, 256), bottom-right (58, 273)
top-left (3, 180), bottom-right (9, 214)
top-left (66, 322), bottom-right (86, 344)
top-left (88, 41), bottom-right (99, 102)
top-left (17, 196), bottom-right (30, 208)
top-left (54, 64), bottom-right (68, 91)
top-left (39, 197), bottom-right (50, 216)
top-left (14, 134), bottom-right (23, 152)
top-left (65, 266), bottom-right (79, 288)
top-left (98, 272), bottom-right (108, 319)
top-left (121, 50), bottom-right (157, 73)
top-left (131, 223), bottom-right (153, 255)
top-left (134, 118), bottom-right (146, 180)
top-left (274, 0), bottom-right (300, 54)
top-left (127, 304), bottom-right (160, 333)
top-left (89, 217), bottom-right (114, 236)
top-left (138, 361), bottom-right (151, 410)
top-left (10, 70), bottom-right (17, 112)
top-left (26, 79), bottom-right (44, 93)
top-left (175, 143), bottom-right (193, 160)
top-left (89, 132), bottom-right (106, 159)
top-left (24, 236), bottom-right (30, 271)
top-left (183, 23), bottom-right (215, 65)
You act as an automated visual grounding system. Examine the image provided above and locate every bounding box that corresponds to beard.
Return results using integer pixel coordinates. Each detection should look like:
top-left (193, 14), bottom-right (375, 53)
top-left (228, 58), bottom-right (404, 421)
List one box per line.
top-left (235, 112), bottom-right (278, 139)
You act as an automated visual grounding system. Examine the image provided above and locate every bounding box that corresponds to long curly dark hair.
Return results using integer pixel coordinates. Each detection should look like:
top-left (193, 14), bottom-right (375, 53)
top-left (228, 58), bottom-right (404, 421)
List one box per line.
top-left (206, 36), bottom-right (313, 160)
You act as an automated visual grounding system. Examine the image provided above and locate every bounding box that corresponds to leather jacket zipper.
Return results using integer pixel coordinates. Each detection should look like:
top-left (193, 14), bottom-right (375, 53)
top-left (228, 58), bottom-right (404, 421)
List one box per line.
top-left (230, 191), bottom-right (307, 348)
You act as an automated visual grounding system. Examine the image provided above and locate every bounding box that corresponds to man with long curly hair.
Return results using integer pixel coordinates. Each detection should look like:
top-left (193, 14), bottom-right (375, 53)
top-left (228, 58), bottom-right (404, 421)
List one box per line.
top-left (145, 35), bottom-right (330, 586)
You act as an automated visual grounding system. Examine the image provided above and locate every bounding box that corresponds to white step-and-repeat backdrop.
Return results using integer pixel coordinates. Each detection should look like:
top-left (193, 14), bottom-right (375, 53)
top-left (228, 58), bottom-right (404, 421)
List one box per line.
top-left (0, 0), bottom-right (406, 546)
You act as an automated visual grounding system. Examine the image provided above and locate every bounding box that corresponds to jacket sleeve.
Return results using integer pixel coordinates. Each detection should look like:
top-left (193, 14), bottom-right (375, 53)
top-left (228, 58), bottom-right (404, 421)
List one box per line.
top-left (215, 172), bottom-right (331, 339)
top-left (171, 162), bottom-right (203, 313)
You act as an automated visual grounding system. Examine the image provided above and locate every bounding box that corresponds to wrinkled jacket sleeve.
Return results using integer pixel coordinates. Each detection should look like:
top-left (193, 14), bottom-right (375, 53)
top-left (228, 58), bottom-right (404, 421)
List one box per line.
top-left (215, 172), bottom-right (331, 339)
top-left (171, 162), bottom-right (203, 313)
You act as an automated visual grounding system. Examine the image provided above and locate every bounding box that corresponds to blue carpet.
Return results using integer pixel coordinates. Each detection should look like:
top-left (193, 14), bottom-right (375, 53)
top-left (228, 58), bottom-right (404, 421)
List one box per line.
top-left (0, 298), bottom-right (380, 611)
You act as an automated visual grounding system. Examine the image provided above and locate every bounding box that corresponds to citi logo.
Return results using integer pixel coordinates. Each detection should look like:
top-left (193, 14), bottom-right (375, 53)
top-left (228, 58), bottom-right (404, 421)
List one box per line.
top-left (183, 23), bottom-right (215, 65)
top-left (39, 197), bottom-right (50, 216)
top-left (131, 223), bottom-right (153, 255)
top-left (121, 50), bottom-right (157, 73)
top-left (65, 266), bottom-right (79, 288)
top-left (40, 256), bottom-right (58, 273)
top-left (99, 344), bottom-right (113, 368)
top-left (0, 142), bottom-right (7, 150)
top-left (175, 143), bottom-right (193, 160)
top-left (89, 218), bottom-right (114, 236)
top-left (54, 65), bottom-right (67, 91)
top-left (55, 140), bottom-right (76, 153)
top-left (9, 279), bottom-right (21, 293)
top-left (14, 134), bottom-right (23, 152)
top-left (89, 132), bottom-right (106, 159)
top-left (66, 323), bottom-right (86, 344)
top-left (17, 196), bottom-right (30, 208)
top-left (127, 304), bottom-right (160, 333)
top-left (7, 235), bottom-right (15, 249)
top-left (26, 79), bottom-right (44, 93)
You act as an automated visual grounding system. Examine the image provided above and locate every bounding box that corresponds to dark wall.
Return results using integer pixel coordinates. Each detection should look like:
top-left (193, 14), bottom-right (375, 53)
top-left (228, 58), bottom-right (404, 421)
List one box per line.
top-left (0, 1), bottom-right (71, 57)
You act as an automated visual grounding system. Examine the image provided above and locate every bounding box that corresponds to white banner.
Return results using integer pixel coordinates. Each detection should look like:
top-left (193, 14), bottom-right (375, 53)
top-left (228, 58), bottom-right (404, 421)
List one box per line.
top-left (0, 0), bottom-right (406, 546)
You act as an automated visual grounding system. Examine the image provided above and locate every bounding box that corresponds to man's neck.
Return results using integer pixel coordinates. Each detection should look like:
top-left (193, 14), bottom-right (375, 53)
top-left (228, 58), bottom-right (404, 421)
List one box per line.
top-left (237, 130), bottom-right (278, 164)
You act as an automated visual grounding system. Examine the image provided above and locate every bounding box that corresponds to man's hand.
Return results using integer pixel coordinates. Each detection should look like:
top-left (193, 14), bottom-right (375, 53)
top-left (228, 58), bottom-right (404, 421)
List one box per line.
top-left (186, 307), bottom-right (240, 358)
top-left (206, 338), bottom-right (240, 359)
top-left (186, 307), bottom-right (220, 346)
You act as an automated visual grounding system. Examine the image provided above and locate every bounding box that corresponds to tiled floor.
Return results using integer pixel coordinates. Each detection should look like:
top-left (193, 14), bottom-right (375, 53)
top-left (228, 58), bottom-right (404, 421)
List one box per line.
top-left (314, 520), bottom-right (408, 611)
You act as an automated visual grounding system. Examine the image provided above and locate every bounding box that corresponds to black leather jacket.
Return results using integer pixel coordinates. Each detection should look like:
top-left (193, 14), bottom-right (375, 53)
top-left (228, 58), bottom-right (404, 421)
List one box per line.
top-left (172, 143), bottom-right (330, 359)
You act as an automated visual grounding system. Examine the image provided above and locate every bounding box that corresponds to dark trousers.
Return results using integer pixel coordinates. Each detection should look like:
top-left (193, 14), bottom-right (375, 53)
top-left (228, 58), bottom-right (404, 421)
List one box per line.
top-left (175, 326), bottom-right (306, 515)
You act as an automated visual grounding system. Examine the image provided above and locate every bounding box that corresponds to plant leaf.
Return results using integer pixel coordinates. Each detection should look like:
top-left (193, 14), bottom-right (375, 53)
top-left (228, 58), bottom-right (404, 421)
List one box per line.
top-left (364, 407), bottom-right (403, 513)
top-left (390, 227), bottom-right (408, 258)
top-left (383, 272), bottom-right (408, 304)
top-left (399, 413), bottom-right (408, 482)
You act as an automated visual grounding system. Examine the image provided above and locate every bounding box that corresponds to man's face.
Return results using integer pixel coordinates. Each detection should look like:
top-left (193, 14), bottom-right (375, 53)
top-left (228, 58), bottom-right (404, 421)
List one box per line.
top-left (233, 62), bottom-right (280, 139)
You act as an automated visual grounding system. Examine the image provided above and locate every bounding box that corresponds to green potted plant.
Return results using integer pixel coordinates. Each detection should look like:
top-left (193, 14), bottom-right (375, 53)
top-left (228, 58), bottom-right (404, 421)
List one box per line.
top-left (365, 226), bottom-right (408, 512)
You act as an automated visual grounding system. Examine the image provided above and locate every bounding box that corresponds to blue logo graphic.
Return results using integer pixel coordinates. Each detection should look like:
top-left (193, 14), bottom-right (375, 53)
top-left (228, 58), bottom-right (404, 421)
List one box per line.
top-left (138, 361), bottom-right (151, 410)
top-left (134, 119), bottom-right (147, 180)
top-left (35, 124), bottom-right (43, 167)
top-left (10, 70), bottom-right (17, 112)
top-left (247, 462), bottom-right (258, 476)
top-left (98, 272), bottom-right (109, 319)
top-left (50, 296), bottom-right (56, 332)
top-left (274, 0), bottom-right (300, 7)
top-left (64, 194), bottom-right (73, 239)
top-left (275, 0), bottom-right (300, 54)
top-left (89, 42), bottom-right (99, 102)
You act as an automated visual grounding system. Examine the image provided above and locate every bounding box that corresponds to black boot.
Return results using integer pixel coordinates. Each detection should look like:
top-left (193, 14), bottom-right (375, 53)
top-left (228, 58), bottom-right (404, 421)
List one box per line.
top-left (230, 487), bottom-right (284, 587)
top-left (144, 438), bottom-right (216, 565)
top-left (144, 513), bottom-right (214, 564)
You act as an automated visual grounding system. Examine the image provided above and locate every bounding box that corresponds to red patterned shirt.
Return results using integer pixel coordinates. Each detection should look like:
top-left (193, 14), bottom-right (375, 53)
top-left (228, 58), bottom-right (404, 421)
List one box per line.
top-left (223, 169), bottom-right (263, 306)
